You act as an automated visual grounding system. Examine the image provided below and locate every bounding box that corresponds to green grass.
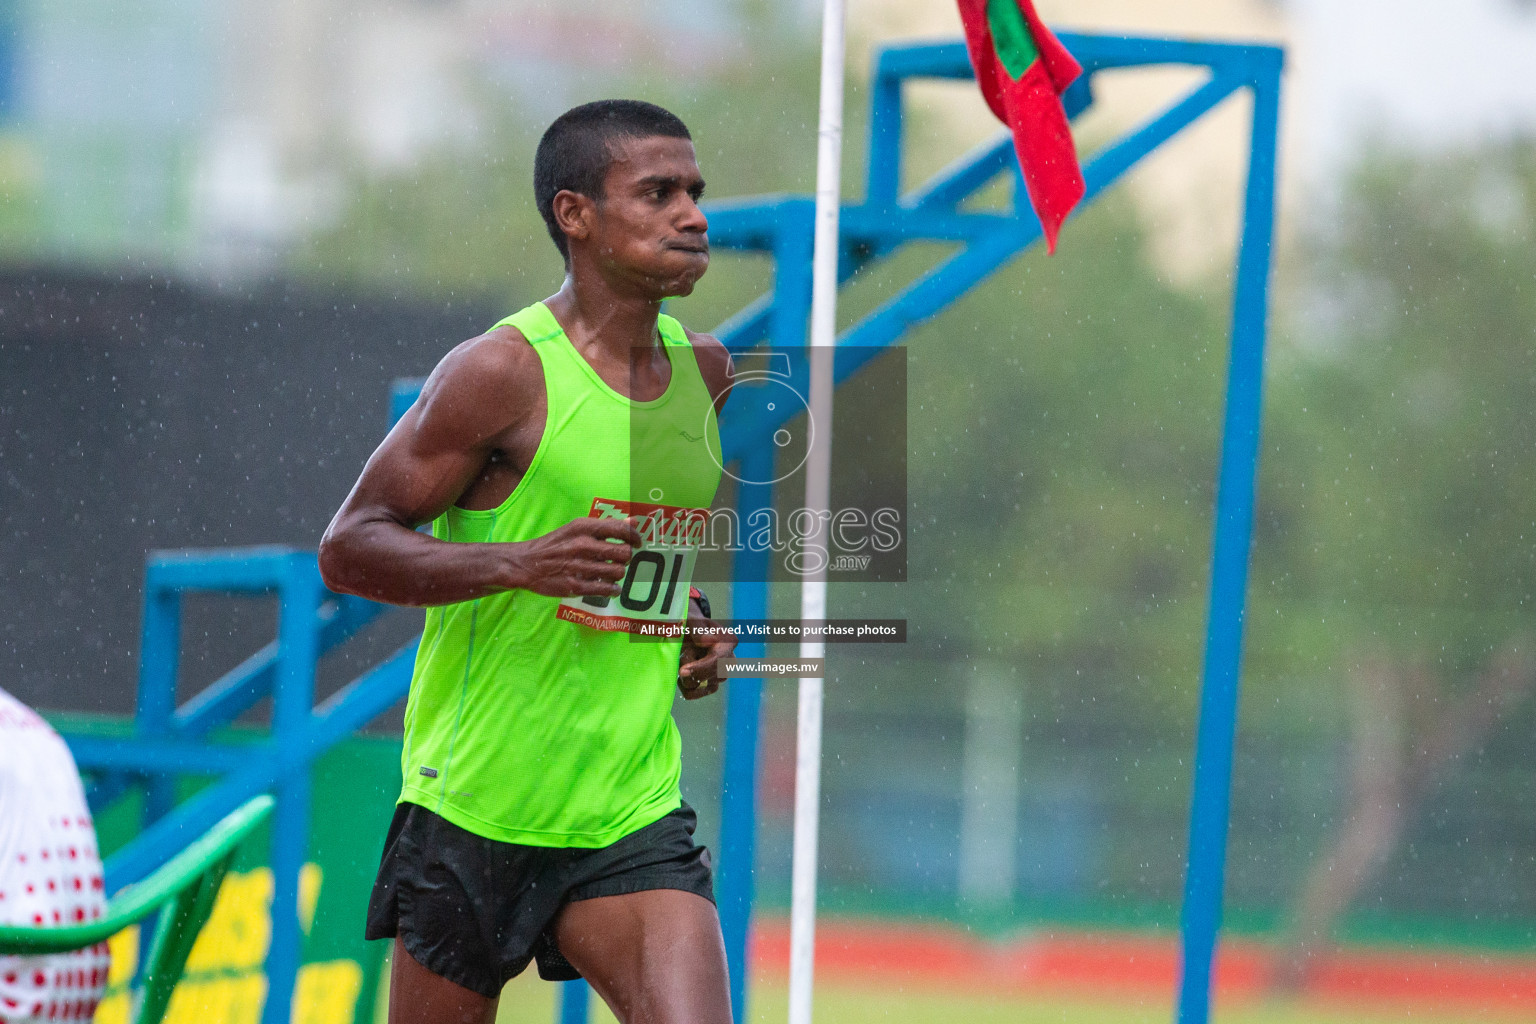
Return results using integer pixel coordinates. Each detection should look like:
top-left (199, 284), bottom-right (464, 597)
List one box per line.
top-left (482, 971), bottom-right (1530, 1024)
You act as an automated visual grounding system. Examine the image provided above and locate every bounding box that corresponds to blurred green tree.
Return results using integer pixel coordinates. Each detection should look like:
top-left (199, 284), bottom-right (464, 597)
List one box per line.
top-left (830, 134), bottom-right (1536, 941)
top-left (291, 28), bottom-right (824, 316)
top-left (1268, 138), bottom-right (1536, 981)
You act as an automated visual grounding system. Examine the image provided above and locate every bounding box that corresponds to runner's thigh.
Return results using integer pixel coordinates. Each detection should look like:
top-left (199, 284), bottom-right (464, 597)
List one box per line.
top-left (388, 937), bottom-right (498, 1024)
top-left (553, 889), bottom-right (731, 1024)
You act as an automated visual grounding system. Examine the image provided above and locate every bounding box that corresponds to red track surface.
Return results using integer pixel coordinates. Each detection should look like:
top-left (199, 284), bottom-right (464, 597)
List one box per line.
top-left (751, 918), bottom-right (1536, 1012)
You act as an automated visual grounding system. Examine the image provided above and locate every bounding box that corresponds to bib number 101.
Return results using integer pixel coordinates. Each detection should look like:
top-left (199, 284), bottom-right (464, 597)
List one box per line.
top-left (584, 550), bottom-right (688, 617)
top-left (555, 497), bottom-right (706, 633)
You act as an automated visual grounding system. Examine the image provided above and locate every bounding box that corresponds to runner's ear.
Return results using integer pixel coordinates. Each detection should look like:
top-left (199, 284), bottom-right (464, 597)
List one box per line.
top-left (551, 189), bottom-right (594, 245)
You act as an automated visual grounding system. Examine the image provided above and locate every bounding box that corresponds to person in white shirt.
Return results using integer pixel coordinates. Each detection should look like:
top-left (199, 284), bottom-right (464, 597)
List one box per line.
top-left (0, 688), bottom-right (110, 1023)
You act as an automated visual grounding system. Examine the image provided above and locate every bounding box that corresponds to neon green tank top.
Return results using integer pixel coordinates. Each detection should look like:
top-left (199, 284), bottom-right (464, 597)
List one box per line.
top-left (398, 301), bottom-right (722, 847)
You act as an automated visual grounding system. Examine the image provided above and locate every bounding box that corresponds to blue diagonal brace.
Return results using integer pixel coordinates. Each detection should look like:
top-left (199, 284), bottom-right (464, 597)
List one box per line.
top-left (104, 638), bottom-right (419, 893)
top-left (1176, 46), bottom-right (1283, 1024)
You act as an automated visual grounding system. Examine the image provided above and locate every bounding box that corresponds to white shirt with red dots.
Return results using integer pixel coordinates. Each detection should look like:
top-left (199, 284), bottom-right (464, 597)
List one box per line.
top-left (0, 688), bottom-right (110, 1023)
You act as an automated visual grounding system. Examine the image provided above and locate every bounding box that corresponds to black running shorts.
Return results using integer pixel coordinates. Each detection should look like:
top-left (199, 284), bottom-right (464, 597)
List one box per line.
top-left (364, 801), bottom-right (715, 997)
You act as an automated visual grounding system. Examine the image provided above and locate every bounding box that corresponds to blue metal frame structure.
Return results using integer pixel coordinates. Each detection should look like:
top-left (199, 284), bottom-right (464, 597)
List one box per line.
top-left (701, 34), bottom-right (1281, 1024)
top-left (58, 31), bottom-right (1280, 1024)
top-left (0, 0), bottom-right (14, 118)
top-left (78, 550), bottom-right (418, 1024)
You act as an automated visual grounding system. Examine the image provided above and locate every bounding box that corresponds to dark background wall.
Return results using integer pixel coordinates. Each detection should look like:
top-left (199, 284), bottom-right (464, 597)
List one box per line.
top-left (0, 266), bottom-right (500, 715)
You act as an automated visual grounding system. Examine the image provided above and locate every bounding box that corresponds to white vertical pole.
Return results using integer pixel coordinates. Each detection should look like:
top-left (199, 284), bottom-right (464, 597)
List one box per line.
top-left (789, 0), bottom-right (845, 1022)
top-left (957, 662), bottom-right (1024, 907)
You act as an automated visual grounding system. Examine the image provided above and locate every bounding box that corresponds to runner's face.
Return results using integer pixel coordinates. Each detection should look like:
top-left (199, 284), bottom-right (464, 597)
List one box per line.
top-left (590, 135), bottom-right (709, 297)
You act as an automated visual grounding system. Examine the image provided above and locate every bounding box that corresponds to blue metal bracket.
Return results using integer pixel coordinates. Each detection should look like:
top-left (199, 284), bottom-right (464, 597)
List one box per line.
top-left (70, 547), bottom-right (414, 1024)
top-left (0, 0), bottom-right (15, 120)
top-left (66, 29), bottom-right (1279, 1024)
top-left (694, 34), bottom-right (1282, 1024)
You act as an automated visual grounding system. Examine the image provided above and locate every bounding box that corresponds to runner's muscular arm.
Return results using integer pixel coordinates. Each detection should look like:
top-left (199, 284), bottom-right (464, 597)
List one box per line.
top-left (319, 328), bottom-right (642, 607)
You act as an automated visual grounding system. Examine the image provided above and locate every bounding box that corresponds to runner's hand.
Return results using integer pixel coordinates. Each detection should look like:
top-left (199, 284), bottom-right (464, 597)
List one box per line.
top-left (508, 516), bottom-right (644, 598)
top-left (679, 599), bottom-right (734, 699)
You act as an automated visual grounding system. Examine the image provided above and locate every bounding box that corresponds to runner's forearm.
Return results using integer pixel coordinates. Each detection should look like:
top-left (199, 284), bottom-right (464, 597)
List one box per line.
top-left (319, 517), bottom-right (526, 606)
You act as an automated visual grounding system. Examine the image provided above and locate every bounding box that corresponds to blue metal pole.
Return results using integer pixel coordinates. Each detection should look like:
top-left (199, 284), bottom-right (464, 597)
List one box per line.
top-left (718, 213), bottom-right (816, 1018)
top-left (136, 574), bottom-right (181, 827)
top-left (718, 462), bottom-right (775, 1021)
top-left (1175, 48), bottom-right (1282, 1024)
top-left (557, 979), bottom-right (589, 1024)
top-left (263, 554), bottom-right (323, 1024)
top-left (865, 63), bottom-right (903, 208)
top-left (0, 0), bottom-right (15, 120)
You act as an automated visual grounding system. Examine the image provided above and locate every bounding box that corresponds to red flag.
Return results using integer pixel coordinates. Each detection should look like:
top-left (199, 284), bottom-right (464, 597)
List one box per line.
top-left (957, 0), bottom-right (1085, 252)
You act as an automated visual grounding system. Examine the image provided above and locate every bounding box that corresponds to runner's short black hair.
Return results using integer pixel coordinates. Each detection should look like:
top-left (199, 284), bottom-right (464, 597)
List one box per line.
top-left (535, 99), bottom-right (692, 262)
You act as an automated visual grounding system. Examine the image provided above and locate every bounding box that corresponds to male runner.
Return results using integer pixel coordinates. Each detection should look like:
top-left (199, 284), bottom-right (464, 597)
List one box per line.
top-left (319, 100), bottom-right (736, 1024)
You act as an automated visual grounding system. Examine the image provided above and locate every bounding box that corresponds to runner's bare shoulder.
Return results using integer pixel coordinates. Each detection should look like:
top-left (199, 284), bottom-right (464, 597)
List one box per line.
top-left (410, 324), bottom-right (546, 450)
top-left (683, 327), bottom-right (734, 411)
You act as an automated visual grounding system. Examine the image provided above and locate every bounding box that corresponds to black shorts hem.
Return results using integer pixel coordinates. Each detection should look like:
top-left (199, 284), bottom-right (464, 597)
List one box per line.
top-left (565, 877), bottom-right (716, 906)
top-left (363, 918), bottom-right (396, 942)
top-left (377, 886), bottom-right (510, 999)
top-left (401, 926), bottom-right (510, 1000)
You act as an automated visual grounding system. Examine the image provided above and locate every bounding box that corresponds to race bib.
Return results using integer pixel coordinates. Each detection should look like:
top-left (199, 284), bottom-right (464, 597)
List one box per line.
top-left (556, 498), bottom-right (709, 633)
